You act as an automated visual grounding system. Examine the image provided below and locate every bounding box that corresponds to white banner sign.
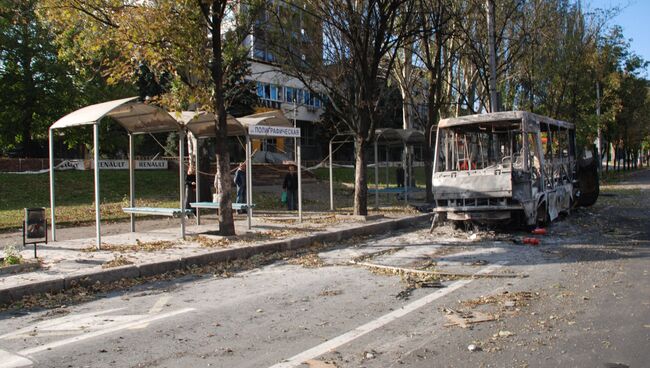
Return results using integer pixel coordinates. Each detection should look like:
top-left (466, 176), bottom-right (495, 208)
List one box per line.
top-left (88, 160), bottom-right (168, 170)
top-left (248, 125), bottom-right (301, 138)
top-left (56, 160), bottom-right (85, 170)
top-left (136, 160), bottom-right (168, 170)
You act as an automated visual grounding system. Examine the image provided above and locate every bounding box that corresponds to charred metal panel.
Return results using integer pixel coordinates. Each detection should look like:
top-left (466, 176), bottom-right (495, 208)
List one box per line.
top-left (432, 169), bottom-right (512, 199)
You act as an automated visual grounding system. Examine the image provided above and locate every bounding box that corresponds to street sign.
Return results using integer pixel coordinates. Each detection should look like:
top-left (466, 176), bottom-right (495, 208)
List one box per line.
top-left (248, 125), bottom-right (301, 138)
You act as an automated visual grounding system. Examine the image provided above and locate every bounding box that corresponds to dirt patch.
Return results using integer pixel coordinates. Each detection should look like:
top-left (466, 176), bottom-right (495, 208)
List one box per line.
top-left (83, 240), bottom-right (177, 253)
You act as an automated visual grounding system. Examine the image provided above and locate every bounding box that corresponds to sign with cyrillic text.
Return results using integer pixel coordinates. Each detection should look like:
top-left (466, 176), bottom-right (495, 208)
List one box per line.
top-left (248, 125), bottom-right (301, 138)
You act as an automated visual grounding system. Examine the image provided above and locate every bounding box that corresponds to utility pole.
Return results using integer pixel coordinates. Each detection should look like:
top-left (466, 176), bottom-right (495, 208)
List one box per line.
top-left (486, 0), bottom-right (498, 112)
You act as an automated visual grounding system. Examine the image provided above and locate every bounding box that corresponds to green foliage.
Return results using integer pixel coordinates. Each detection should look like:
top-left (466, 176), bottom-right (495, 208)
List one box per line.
top-left (2, 245), bottom-right (22, 265)
top-left (0, 0), bottom-right (76, 155)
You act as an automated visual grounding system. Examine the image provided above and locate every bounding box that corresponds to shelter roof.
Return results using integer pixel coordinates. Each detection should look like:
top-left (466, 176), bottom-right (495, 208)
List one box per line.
top-left (439, 111), bottom-right (574, 130)
top-left (50, 97), bottom-right (181, 133)
top-left (375, 128), bottom-right (425, 145)
top-left (238, 110), bottom-right (292, 128)
top-left (175, 110), bottom-right (293, 138)
top-left (173, 111), bottom-right (245, 137)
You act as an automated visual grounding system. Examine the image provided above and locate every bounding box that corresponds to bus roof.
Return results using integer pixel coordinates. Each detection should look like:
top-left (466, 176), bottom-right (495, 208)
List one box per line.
top-left (439, 111), bottom-right (574, 130)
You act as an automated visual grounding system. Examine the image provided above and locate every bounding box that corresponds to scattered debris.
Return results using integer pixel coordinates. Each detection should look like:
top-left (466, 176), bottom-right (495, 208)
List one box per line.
top-left (494, 330), bottom-right (515, 338)
top-left (467, 344), bottom-right (481, 352)
top-left (305, 359), bottom-right (338, 368)
top-left (522, 237), bottom-right (540, 246)
top-left (102, 255), bottom-right (134, 269)
top-left (318, 289), bottom-right (343, 297)
top-left (351, 247), bottom-right (403, 263)
top-left (194, 236), bottom-right (230, 248)
top-left (469, 260), bottom-right (489, 266)
top-left (460, 291), bottom-right (537, 309)
top-left (351, 261), bottom-right (526, 279)
top-left (531, 228), bottom-right (547, 235)
top-left (444, 309), bottom-right (498, 328)
top-left (288, 253), bottom-right (325, 268)
top-left (85, 240), bottom-right (176, 253)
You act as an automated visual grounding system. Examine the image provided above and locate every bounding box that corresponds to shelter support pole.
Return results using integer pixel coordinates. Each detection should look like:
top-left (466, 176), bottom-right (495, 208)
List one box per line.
top-left (129, 133), bottom-right (135, 232)
top-left (385, 148), bottom-right (389, 187)
top-left (329, 140), bottom-right (334, 211)
top-left (196, 138), bottom-right (201, 225)
top-left (374, 141), bottom-right (379, 210)
top-left (93, 122), bottom-right (101, 249)
top-left (179, 130), bottom-right (186, 239)
top-left (385, 148), bottom-right (389, 202)
top-left (402, 144), bottom-right (404, 206)
top-left (48, 128), bottom-right (56, 241)
top-left (297, 137), bottom-right (302, 223)
top-left (246, 135), bottom-right (252, 230)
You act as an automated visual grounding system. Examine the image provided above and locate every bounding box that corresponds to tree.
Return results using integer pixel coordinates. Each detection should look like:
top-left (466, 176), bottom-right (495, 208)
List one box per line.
top-left (0, 0), bottom-right (77, 156)
top-left (270, 0), bottom-right (416, 215)
top-left (40, 0), bottom-right (261, 235)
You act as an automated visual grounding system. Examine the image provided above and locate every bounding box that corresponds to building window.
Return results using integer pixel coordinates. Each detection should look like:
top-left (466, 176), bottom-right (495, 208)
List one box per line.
top-left (297, 89), bottom-right (303, 105)
top-left (285, 87), bottom-right (294, 103)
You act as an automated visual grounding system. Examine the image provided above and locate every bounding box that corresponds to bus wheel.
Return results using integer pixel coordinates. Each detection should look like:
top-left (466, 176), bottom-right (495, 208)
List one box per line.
top-left (536, 203), bottom-right (550, 227)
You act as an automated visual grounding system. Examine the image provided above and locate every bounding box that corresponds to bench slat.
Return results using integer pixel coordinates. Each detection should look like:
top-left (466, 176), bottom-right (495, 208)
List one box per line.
top-left (190, 202), bottom-right (255, 210)
top-left (122, 207), bottom-right (193, 218)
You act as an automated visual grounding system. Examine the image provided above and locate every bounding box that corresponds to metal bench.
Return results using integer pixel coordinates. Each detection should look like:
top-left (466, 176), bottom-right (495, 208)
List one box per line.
top-left (189, 202), bottom-right (256, 211)
top-left (122, 207), bottom-right (194, 218)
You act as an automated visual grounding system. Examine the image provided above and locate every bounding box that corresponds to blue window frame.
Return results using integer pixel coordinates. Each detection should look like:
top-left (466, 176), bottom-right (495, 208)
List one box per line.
top-left (270, 84), bottom-right (278, 100)
top-left (285, 87), bottom-right (294, 102)
top-left (256, 82), bottom-right (265, 98)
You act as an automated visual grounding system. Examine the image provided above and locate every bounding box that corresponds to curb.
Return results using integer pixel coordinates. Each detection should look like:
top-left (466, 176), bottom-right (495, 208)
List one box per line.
top-left (0, 213), bottom-right (432, 306)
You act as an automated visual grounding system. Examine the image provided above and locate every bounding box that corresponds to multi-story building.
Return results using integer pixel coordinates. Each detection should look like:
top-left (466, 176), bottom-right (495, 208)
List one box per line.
top-left (241, 1), bottom-right (325, 161)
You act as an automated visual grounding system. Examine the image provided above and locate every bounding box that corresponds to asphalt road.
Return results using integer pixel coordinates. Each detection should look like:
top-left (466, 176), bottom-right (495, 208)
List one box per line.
top-left (1, 170), bottom-right (649, 368)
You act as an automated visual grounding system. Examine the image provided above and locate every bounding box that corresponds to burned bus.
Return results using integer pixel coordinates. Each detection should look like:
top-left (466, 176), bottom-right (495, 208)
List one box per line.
top-left (431, 111), bottom-right (599, 228)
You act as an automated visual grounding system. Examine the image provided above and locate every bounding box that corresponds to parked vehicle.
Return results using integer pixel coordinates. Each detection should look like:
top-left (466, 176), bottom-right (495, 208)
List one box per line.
top-left (431, 111), bottom-right (599, 228)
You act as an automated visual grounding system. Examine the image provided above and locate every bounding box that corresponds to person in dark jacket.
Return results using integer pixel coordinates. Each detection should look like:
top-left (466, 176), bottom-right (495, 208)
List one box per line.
top-left (282, 164), bottom-right (299, 211)
top-left (396, 165), bottom-right (405, 187)
top-left (185, 168), bottom-right (196, 214)
top-left (234, 162), bottom-right (246, 213)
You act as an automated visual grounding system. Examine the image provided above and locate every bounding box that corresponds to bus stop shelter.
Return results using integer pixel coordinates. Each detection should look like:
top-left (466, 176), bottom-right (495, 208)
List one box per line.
top-left (48, 97), bottom-right (185, 249)
top-left (179, 110), bottom-right (303, 228)
top-left (328, 128), bottom-right (425, 210)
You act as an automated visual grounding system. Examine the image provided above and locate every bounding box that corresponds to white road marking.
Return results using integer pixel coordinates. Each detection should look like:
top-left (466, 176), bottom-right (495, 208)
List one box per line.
top-left (0, 349), bottom-right (32, 368)
top-left (269, 263), bottom-right (503, 368)
top-left (0, 308), bottom-right (126, 340)
top-left (128, 295), bottom-right (173, 329)
top-left (16, 308), bottom-right (194, 358)
top-left (148, 295), bottom-right (171, 314)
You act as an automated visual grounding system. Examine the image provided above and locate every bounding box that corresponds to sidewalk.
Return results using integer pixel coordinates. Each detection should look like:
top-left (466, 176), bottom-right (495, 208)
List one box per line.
top-left (0, 211), bottom-right (432, 305)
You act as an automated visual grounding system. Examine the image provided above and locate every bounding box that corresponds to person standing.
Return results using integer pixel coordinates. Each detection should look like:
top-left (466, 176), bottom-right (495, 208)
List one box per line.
top-left (396, 165), bottom-right (405, 188)
top-left (282, 164), bottom-right (299, 211)
top-left (185, 167), bottom-right (197, 214)
top-left (234, 162), bottom-right (246, 213)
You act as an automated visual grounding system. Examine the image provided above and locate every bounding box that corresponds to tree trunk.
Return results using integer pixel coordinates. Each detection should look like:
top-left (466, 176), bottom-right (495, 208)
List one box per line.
top-left (353, 136), bottom-right (368, 216)
top-left (210, 1), bottom-right (235, 235)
